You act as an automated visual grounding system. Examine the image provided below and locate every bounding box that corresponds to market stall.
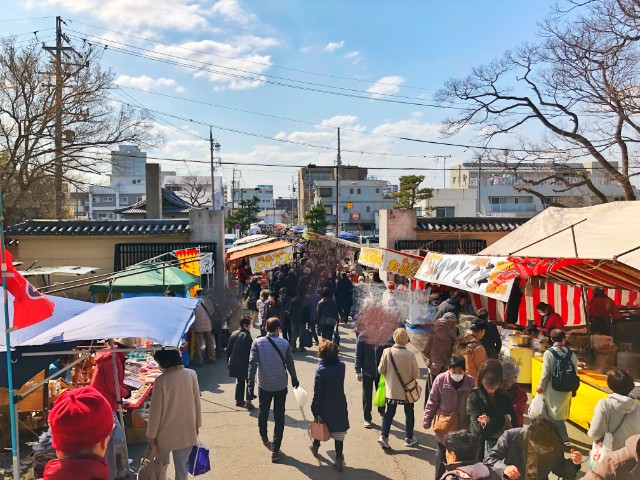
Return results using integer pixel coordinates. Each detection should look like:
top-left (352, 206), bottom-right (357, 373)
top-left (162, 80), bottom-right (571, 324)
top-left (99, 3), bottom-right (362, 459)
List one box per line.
top-left (479, 202), bottom-right (640, 428)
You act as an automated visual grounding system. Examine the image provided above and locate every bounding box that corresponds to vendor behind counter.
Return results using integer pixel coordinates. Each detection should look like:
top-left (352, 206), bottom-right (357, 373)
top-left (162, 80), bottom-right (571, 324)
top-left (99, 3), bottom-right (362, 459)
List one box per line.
top-left (587, 287), bottom-right (622, 336)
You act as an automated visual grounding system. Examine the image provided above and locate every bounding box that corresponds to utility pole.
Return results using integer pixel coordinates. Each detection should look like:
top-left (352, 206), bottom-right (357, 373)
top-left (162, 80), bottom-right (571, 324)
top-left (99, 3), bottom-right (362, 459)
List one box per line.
top-left (43, 17), bottom-right (73, 219)
top-left (335, 128), bottom-right (341, 234)
top-left (209, 127), bottom-right (220, 210)
top-left (433, 155), bottom-right (452, 189)
top-left (231, 167), bottom-right (236, 210)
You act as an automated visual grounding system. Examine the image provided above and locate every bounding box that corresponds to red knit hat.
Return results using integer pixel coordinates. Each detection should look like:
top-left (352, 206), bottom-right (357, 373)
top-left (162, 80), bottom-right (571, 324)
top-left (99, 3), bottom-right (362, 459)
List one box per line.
top-left (49, 386), bottom-right (114, 452)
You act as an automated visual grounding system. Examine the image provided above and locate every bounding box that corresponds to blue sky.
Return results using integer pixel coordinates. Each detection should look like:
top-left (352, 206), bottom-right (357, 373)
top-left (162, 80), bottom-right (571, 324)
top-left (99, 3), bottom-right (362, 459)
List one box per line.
top-left (4, 0), bottom-right (556, 197)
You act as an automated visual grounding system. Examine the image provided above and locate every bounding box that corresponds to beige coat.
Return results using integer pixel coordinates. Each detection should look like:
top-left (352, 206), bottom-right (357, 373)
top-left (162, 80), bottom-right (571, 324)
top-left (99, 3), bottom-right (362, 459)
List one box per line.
top-left (147, 367), bottom-right (202, 455)
top-left (378, 345), bottom-right (419, 402)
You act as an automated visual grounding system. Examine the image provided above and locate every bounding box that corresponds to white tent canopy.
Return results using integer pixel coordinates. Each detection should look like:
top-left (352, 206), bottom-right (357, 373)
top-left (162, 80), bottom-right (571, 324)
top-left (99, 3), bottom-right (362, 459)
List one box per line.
top-left (479, 202), bottom-right (640, 270)
top-left (21, 297), bottom-right (197, 348)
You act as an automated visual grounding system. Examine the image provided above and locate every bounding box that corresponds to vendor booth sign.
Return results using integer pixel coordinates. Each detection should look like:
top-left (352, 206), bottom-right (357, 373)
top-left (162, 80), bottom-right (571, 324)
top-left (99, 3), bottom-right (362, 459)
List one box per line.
top-left (358, 247), bottom-right (384, 269)
top-left (249, 246), bottom-right (294, 273)
top-left (382, 250), bottom-right (422, 278)
top-left (414, 253), bottom-right (515, 302)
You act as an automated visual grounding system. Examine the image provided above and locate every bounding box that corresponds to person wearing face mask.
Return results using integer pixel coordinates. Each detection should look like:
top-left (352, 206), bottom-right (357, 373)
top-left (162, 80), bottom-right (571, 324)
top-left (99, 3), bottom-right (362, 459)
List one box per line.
top-left (467, 359), bottom-right (519, 460)
top-left (423, 356), bottom-right (476, 480)
top-left (484, 415), bottom-right (582, 480)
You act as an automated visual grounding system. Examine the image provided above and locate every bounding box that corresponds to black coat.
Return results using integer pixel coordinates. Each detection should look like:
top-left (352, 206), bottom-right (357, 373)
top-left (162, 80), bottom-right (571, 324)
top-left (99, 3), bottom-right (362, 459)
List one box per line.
top-left (311, 358), bottom-right (350, 433)
top-left (335, 277), bottom-right (353, 308)
top-left (226, 328), bottom-right (253, 379)
top-left (355, 334), bottom-right (387, 378)
top-left (481, 322), bottom-right (502, 359)
top-left (317, 298), bottom-right (339, 326)
top-left (290, 295), bottom-right (306, 325)
top-left (467, 385), bottom-right (519, 458)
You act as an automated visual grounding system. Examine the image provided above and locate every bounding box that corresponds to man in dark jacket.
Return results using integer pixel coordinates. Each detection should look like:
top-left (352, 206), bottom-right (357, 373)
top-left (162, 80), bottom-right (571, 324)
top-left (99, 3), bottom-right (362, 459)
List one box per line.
top-left (355, 333), bottom-right (386, 428)
top-left (484, 415), bottom-right (582, 480)
top-left (279, 287), bottom-right (292, 341)
top-left (477, 308), bottom-right (501, 359)
top-left (227, 317), bottom-right (254, 410)
top-left (289, 290), bottom-right (307, 352)
top-left (436, 291), bottom-right (466, 319)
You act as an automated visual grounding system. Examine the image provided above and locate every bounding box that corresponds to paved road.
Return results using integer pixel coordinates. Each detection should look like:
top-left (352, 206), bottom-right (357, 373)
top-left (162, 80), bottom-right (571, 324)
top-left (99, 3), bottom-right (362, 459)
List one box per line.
top-left (135, 323), bottom-right (591, 479)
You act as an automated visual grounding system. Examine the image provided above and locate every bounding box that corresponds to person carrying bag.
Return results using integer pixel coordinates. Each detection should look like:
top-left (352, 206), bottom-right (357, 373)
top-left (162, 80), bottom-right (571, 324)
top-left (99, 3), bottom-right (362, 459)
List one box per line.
top-left (137, 445), bottom-right (167, 480)
top-left (389, 351), bottom-right (423, 403)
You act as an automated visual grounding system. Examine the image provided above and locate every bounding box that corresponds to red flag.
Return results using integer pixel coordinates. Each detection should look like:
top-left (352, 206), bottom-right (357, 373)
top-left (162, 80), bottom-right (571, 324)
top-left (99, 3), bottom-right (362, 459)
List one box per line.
top-left (2, 249), bottom-right (55, 329)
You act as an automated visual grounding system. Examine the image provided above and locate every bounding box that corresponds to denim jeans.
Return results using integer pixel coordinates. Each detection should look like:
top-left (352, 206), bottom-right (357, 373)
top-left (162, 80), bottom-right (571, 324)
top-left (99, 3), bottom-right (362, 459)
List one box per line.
top-left (362, 374), bottom-right (385, 422)
top-left (381, 401), bottom-right (414, 439)
top-left (258, 388), bottom-right (287, 453)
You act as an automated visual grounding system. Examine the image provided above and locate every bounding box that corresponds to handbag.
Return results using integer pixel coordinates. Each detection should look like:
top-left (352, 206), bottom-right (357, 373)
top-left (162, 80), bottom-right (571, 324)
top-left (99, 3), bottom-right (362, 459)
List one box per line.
top-left (389, 351), bottom-right (423, 403)
top-left (137, 445), bottom-right (167, 480)
top-left (374, 375), bottom-right (386, 407)
top-left (310, 417), bottom-right (331, 442)
top-left (589, 400), bottom-right (629, 469)
top-left (187, 442), bottom-right (211, 476)
top-left (433, 410), bottom-right (458, 437)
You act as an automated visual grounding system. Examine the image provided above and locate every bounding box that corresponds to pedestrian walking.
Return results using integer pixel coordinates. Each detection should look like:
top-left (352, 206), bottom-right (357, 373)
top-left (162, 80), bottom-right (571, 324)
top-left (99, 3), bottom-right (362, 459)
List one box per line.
top-left (256, 289), bottom-right (270, 334)
top-left (441, 430), bottom-right (499, 480)
top-left (355, 332), bottom-right (385, 428)
top-left (317, 288), bottom-right (339, 340)
top-left (335, 272), bottom-right (354, 324)
top-left (192, 289), bottom-right (217, 365)
top-left (244, 276), bottom-right (262, 323)
top-left (307, 285), bottom-right (321, 346)
top-left (477, 308), bottom-right (501, 360)
top-left (423, 355), bottom-right (475, 480)
top-left (43, 387), bottom-right (113, 480)
top-left (377, 328), bottom-right (420, 449)
top-left (247, 317), bottom-right (300, 463)
top-left (458, 319), bottom-right (488, 380)
top-left (467, 359), bottom-right (518, 460)
top-left (147, 349), bottom-right (202, 480)
top-left (309, 340), bottom-right (350, 472)
top-left (90, 338), bottom-right (132, 480)
top-left (422, 313), bottom-right (458, 404)
top-left (278, 287), bottom-right (292, 341)
top-left (289, 288), bottom-right (307, 352)
top-left (535, 329), bottom-right (578, 444)
top-left (587, 368), bottom-right (640, 451)
top-left (227, 317), bottom-right (255, 410)
top-left (484, 415), bottom-right (582, 480)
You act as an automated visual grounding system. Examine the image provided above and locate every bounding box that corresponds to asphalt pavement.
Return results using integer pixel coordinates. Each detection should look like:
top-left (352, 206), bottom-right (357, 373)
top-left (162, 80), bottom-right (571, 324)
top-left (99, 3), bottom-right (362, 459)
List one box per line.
top-left (133, 322), bottom-right (591, 479)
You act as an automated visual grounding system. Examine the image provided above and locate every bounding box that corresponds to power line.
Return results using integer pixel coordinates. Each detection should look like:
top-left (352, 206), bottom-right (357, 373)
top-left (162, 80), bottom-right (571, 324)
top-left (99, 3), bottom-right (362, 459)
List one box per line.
top-left (66, 18), bottom-right (441, 94)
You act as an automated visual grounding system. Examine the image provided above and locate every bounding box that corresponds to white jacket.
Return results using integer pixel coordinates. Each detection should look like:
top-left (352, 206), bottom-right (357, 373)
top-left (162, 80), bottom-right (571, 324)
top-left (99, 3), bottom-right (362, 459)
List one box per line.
top-left (588, 393), bottom-right (640, 451)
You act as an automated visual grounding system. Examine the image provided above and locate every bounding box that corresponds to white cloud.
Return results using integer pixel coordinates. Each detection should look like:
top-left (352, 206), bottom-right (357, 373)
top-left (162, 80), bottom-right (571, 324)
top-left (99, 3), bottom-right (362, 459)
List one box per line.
top-left (153, 36), bottom-right (279, 91)
top-left (115, 75), bottom-right (183, 93)
top-left (27, 0), bottom-right (213, 32)
top-left (323, 41), bottom-right (345, 53)
top-left (299, 46), bottom-right (313, 53)
top-left (211, 0), bottom-right (257, 26)
top-left (344, 51), bottom-right (362, 65)
top-left (366, 75), bottom-right (405, 98)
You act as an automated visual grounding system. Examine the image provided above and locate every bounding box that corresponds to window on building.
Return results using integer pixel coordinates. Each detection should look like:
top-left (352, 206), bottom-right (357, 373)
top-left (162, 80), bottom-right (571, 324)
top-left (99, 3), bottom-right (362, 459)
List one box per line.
top-left (324, 206), bottom-right (332, 215)
top-left (350, 188), bottom-right (354, 194)
top-left (136, 196), bottom-right (143, 202)
top-left (435, 206), bottom-right (455, 218)
top-left (103, 196), bottom-right (113, 202)
top-left (357, 188), bottom-right (361, 194)
top-left (318, 187), bottom-right (332, 197)
top-left (366, 206), bottom-right (370, 213)
top-left (343, 207), bottom-right (348, 213)
top-left (131, 179), bottom-right (141, 184)
top-left (120, 197), bottom-right (128, 205)
top-left (415, 207), bottom-right (423, 216)
top-left (375, 188), bottom-right (380, 193)
top-left (93, 197), bottom-right (100, 204)
top-left (613, 196), bottom-right (624, 201)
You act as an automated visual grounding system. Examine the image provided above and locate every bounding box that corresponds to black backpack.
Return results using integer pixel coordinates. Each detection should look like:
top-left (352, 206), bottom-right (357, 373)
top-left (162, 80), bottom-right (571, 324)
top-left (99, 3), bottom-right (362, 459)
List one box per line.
top-left (549, 347), bottom-right (580, 393)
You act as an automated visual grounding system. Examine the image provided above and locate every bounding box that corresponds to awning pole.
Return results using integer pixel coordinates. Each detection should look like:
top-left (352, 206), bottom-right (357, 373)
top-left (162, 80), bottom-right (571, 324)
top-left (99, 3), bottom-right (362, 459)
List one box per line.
top-left (109, 339), bottom-right (128, 473)
top-left (508, 218), bottom-right (588, 256)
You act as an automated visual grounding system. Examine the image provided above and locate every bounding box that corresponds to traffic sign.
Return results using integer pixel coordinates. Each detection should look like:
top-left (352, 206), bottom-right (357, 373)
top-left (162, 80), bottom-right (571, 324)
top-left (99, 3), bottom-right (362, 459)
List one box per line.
top-left (351, 212), bottom-right (360, 221)
top-left (346, 202), bottom-right (353, 209)
top-left (235, 224), bottom-right (241, 230)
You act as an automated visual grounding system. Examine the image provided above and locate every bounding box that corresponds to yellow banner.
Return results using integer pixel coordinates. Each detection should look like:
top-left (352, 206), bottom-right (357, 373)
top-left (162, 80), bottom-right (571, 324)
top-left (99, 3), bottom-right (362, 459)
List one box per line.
top-left (175, 248), bottom-right (200, 277)
top-left (358, 247), bottom-right (384, 269)
top-left (249, 246), bottom-right (294, 273)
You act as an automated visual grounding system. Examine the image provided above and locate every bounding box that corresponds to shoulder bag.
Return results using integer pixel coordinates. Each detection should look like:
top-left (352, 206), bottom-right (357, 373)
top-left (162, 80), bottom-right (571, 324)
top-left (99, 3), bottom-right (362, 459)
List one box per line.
top-left (434, 410), bottom-right (458, 437)
top-left (388, 351), bottom-right (422, 403)
top-left (589, 400), bottom-right (631, 469)
top-left (266, 336), bottom-right (286, 368)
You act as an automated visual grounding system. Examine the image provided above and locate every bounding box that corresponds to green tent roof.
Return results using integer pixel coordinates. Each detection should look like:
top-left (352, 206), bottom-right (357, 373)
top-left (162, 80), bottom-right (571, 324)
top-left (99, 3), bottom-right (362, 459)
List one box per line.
top-left (89, 263), bottom-right (199, 295)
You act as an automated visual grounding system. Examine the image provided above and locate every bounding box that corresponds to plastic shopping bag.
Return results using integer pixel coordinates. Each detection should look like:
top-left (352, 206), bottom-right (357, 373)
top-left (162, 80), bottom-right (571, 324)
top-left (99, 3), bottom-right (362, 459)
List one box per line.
top-left (187, 442), bottom-right (211, 476)
top-left (528, 394), bottom-right (546, 419)
top-left (374, 375), bottom-right (386, 408)
top-left (589, 441), bottom-right (611, 470)
top-left (293, 386), bottom-right (308, 409)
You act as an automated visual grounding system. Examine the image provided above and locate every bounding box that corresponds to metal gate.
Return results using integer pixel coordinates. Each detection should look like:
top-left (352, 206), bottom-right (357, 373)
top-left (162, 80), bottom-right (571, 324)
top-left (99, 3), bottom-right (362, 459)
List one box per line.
top-left (394, 239), bottom-right (487, 255)
top-left (114, 242), bottom-right (217, 271)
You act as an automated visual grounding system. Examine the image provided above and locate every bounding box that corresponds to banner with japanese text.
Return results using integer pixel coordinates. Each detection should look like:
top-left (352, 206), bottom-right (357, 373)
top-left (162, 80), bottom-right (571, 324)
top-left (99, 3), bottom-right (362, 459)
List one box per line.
top-left (358, 247), bottom-right (384, 269)
top-left (175, 248), bottom-right (200, 277)
top-left (249, 246), bottom-right (294, 273)
top-left (414, 252), bottom-right (516, 302)
top-left (382, 250), bottom-right (422, 278)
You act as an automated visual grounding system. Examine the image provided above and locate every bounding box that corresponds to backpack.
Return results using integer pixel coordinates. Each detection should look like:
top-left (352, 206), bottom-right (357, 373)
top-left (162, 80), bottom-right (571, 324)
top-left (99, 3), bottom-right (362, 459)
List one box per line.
top-left (246, 286), bottom-right (260, 309)
top-left (549, 347), bottom-right (580, 393)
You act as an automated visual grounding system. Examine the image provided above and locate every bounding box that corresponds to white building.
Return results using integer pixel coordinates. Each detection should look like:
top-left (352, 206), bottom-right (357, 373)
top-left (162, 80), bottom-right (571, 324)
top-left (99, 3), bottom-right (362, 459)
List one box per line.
top-left (231, 184), bottom-right (274, 212)
top-left (312, 179), bottom-right (396, 233)
top-left (417, 161), bottom-right (629, 219)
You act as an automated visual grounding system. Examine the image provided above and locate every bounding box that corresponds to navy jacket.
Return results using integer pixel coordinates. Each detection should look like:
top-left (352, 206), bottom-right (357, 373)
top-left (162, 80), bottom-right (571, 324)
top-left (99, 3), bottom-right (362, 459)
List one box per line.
top-left (226, 328), bottom-right (253, 379)
top-left (355, 334), bottom-right (387, 378)
top-left (311, 358), bottom-right (350, 433)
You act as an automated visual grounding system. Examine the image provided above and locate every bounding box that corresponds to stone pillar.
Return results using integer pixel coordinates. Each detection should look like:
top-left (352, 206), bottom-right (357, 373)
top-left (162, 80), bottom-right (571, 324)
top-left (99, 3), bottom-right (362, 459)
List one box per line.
top-left (379, 209), bottom-right (417, 283)
top-left (145, 163), bottom-right (162, 219)
top-left (189, 209), bottom-right (225, 300)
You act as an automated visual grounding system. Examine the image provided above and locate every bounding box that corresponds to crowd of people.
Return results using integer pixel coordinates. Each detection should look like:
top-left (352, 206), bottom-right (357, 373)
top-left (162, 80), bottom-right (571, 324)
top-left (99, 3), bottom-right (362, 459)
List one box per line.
top-left (40, 231), bottom-right (640, 480)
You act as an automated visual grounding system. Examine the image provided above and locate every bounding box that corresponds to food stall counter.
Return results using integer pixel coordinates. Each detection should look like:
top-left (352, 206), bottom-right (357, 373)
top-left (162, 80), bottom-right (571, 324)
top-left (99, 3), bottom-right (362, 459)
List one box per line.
top-left (531, 356), bottom-right (640, 430)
